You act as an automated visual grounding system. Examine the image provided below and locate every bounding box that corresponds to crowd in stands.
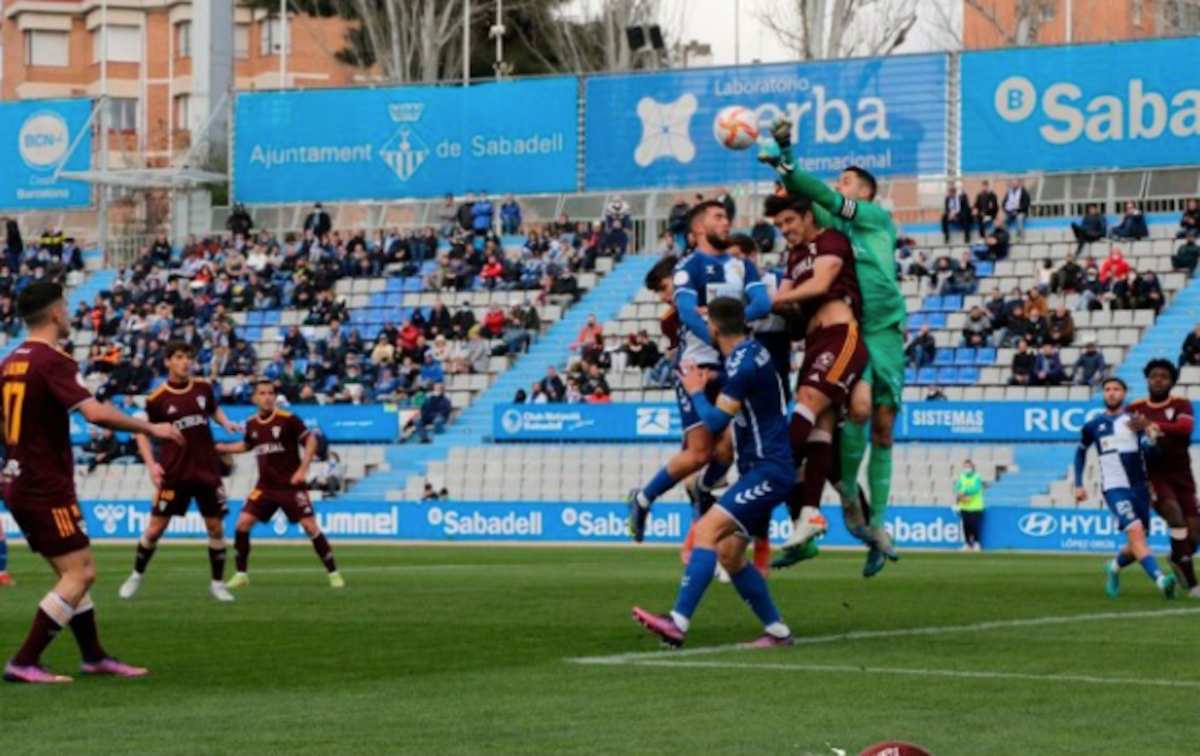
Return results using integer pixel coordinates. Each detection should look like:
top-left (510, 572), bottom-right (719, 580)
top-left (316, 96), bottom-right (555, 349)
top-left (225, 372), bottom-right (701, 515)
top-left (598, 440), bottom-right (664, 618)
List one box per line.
top-left (0, 218), bottom-right (85, 336)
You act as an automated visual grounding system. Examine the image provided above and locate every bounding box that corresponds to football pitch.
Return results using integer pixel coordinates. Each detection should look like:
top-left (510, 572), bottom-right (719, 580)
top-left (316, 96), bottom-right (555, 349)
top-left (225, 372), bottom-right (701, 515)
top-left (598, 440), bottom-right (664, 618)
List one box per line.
top-left (1, 544), bottom-right (1197, 755)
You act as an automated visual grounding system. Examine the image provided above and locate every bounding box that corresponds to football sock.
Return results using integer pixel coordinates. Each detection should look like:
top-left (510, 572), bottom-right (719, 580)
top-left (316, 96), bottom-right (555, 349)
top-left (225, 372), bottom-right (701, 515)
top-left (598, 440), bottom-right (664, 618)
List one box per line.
top-left (867, 444), bottom-right (893, 529)
top-left (639, 468), bottom-right (676, 507)
top-left (68, 595), bottom-right (107, 664)
top-left (788, 404), bottom-right (815, 455)
top-left (208, 538), bottom-right (227, 582)
top-left (699, 460), bottom-right (731, 492)
top-left (803, 431), bottom-right (834, 510)
top-left (1138, 555), bottom-right (1163, 582)
top-left (1168, 528), bottom-right (1197, 588)
top-left (0, 535), bottom-right (7, 572)
top-left (838, 420), bottom-right (868, 494)
top-left (234, 530), bottom-right (251, 573)
top-left (752, 537), bottom-right (771, 576)
top-left (680, 525), bottom-right (696, 565)
top-left (671, 547), bottom-right (717, 629)
top-left (13, 592), bottom-right (74, 666)
top-left (730, 563), bottom-right (781, 627)
top-left (310, 533), bottom-right (337, 573)
top-left (1113, 551), bottom-right (1136, 570)
top-left (134, 535), bottom-right (157, 575)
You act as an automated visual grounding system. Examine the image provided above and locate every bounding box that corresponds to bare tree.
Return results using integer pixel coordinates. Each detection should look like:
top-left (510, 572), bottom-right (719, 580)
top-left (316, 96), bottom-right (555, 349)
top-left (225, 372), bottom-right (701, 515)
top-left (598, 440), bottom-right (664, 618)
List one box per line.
top-left (512, 0), bottom-right (674, 73)
top-left (960, 0), bottom-right (1056, 47)
top-left (757, 0), bottom-right (919, 60)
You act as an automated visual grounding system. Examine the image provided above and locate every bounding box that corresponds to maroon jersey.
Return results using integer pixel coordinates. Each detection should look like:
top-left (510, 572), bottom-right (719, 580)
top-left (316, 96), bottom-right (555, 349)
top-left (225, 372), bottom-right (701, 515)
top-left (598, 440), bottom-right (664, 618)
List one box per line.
top-left (1129, 396), bottom-right (1195, 476)
top-left (244, 410), bottom-right (310, 495)
top-left (145, 379), bottom-right (221, 487)
top-left (784, 228), bottom-right (862, 334)
top-left (0, 339), bottom-right (92, 507)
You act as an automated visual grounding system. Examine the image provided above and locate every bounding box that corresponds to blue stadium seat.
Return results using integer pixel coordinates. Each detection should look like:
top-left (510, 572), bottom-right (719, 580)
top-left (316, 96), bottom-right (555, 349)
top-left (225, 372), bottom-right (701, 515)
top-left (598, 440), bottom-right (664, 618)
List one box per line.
top-left (942, 295), bottom-right (963, 311)
top-left (976, 347), bottom-right (997, 364)
top-left (955, 348), bottom-right (977, 365)
top-left (261, 310), bottom-right (282, 325)
top-left (936, 366), bottom-right (957, 385)
top-left (922, 295), bottom-right (942, 311)
top-left (403, 277), bottom-right (423, 292)
top-left (246, 311), bottom-right (265, 326)
top-left (976, 261), bottom-right (995, 277)
top-left (386, 278), bottom-right (405, 293)
top-left (384, 293), bottom-right (403, 308)
top-left (925, 313), bottom-right (948, 328)
top-left (908, 313), bottom-right (926, 329)
top-left (369, 293), bottom-right (387, 308)
top-left (916, 367), bottom-right (937, 385)
top-left (934, 348), bottom-right (956, 366)
top-left (956, 366), bottom-right (981, 385)
top-left (905, 367), bottom-right (917, 385)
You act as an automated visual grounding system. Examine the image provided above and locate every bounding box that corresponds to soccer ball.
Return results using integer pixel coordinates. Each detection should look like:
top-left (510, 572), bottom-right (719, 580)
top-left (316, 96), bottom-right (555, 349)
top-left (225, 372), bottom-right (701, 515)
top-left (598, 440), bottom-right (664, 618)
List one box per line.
top-left (713, 106), bottom-right (758, 150)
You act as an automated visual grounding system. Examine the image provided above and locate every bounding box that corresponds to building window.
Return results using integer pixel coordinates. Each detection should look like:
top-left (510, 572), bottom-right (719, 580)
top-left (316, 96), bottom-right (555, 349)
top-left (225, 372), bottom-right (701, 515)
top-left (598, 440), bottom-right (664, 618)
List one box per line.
top-left (93, 25), bottom-right (142, 63)
top-left (234, 24), bottom-right (250, 59)
top-left (107, 98), bottom-right (139, 132)
top-left (24, 30), bottom-right (69, 67)
top-left (174, 95), bottom-right (190, 130)
top-left (176, 21), bottom-right (192, 58)
top-left (260, 17), bottom-right (291, 57)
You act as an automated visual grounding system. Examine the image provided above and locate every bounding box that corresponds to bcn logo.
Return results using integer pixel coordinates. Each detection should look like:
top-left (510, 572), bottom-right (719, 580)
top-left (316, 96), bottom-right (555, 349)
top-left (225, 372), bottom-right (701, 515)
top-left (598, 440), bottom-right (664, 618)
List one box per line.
top-left (993, 75), bottom-right (1200, 145)
top-left (17, 112), bottom-right (70, 170)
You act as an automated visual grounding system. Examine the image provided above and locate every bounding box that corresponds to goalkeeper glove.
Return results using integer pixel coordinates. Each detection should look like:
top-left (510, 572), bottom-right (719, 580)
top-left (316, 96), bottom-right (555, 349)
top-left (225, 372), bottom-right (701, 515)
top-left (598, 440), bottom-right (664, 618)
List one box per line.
top-left (767, 116), bottom-right (793, 149)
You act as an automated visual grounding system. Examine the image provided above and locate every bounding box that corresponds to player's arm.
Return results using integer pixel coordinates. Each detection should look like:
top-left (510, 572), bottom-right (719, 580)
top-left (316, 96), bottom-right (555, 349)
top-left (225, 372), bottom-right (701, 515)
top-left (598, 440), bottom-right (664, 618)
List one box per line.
top-left (679, 363), bottom-right (743, 434)
top-left (215, 441), bottom-right (248, 455)
top-left (212, 406), bottom-right (242, 435)
top-left (1152, 400), bottom-right (1194, 439)
top-left (135, 432), bottom-right (166, 489)
top-left (291, 431), bottom-right (318, 486)
top-left (78, 399), bottom-right (183, 446)
top-left (674, 287), bottom-right (712, 346)
top-left (741, 261), bottom-right (771, 321)
top-left (1073, 425), bottom-right (1093, 501)
top-left (773, 256), bottom-right (842, 308)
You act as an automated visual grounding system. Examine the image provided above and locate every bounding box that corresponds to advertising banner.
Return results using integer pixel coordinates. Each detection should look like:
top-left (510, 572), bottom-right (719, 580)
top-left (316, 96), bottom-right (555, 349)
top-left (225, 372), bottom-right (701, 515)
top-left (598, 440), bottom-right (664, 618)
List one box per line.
top-left (494, 401), bottom-right (1103, 443)
top-left (3, 502), bottom-right (1164, 554)
top-left (962, 37), bottom-right (1200, 172)
top-left (584, 54), bottom-right (947, 190)
top-left (0, 98), bottom-right (92, 209)
top-left (233, 77), bottom-right (579, 203)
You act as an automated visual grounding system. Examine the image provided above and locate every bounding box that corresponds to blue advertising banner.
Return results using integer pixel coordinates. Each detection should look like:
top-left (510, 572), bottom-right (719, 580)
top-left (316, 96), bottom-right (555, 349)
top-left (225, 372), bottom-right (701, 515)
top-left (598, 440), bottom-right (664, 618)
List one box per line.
top-left (69, 404), bottom-right (412, 445)
top-left (583, 54), bottom-right (947, 190)
top-left (961, 38), bottom-right (1200, 172)
top-left (233, 78), bottom-right (579, 203)
top-left (0, 98), bottom-right (92, 209)
top-left (2, 502), bottom-right (1165, 554)
top-left (494, 402), bottom-right (1102, 443)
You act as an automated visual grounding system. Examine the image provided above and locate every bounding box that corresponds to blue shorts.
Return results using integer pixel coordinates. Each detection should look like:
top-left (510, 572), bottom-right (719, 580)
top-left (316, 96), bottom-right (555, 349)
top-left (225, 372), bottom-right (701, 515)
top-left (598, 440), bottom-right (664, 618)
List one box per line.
top-left (676, 367), bottom-right (724, 434)
top-left (1103, 487), bottom-right (1152, 532)
top-left (714, 462), bottom-right (793, 539)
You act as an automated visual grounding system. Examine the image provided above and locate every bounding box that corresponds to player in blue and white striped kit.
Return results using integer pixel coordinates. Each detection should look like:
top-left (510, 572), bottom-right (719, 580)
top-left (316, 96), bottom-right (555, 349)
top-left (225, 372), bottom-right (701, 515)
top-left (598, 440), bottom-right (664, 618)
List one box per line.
top-left (1074, 377), bottom-right (1177, 599)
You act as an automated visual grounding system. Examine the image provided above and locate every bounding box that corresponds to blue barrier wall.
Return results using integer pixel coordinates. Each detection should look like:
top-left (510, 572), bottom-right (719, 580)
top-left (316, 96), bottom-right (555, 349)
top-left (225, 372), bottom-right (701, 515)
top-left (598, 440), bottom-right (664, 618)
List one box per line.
top-left (233, 78), bottom-right (579, 202)
top-left (584, 53), bottom-right (947, 190)
top-left (0, 98), bottom-right (92, 209)
top-left (1, 502), bottom-right (1164, 554)
top-left (962, 37), bottom-right (1200, 172)
top-left (494, 401), bottom-right (1105, 443)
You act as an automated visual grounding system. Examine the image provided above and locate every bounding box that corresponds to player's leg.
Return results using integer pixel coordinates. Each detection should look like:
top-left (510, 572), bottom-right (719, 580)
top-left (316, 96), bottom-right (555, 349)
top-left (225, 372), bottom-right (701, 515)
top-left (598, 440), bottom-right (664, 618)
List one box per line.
top-left (836, 379), bottom-right (874, 543)
top-left (227, 510), bottom-right (259, 589)
top-left (629, 423), bottom-right (714, 542)
top-left (298, 514), bottom-right (344, 588)
top-left (773, 408), bottom-right (835, 568)
top-left (1109, 490), bottom-right (1175, 598)
top-left (119, 512), bottom-right (170, 599)
top-left (0, 517), bottom-right (10, 586)
top-left (6, 546), bottom-right (91, 682)
top-left (860, 325), bottom-right (905, 576)
top-left (204, 517), bottom-right (235, 602)
top-left (781, 388), bottom-right (832, 550)
top-left (682, 430), bottom-right (732, 564)
top-left (1150, 484), bottom-right (1196, 592)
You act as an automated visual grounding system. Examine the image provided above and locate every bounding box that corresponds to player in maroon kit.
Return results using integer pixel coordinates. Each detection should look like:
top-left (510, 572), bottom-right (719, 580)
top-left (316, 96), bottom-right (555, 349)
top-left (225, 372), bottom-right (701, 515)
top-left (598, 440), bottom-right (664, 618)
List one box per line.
top-left (118, 341), bottom-right (243, 602)
top-left (2, 281), bottom-right (183, 684)
top-left (216, 380), bottom-right (343, 589)
top-left (764, 194), bottom-right (869, 567)
top-left (1129, 359), bottom-right (1200, 598)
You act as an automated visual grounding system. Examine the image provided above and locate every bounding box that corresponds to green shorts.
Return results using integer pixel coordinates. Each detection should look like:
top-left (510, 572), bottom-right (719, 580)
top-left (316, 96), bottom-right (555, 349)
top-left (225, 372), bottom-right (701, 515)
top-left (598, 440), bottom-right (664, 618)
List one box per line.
top-left (862, 322), bottom-right (906, 409)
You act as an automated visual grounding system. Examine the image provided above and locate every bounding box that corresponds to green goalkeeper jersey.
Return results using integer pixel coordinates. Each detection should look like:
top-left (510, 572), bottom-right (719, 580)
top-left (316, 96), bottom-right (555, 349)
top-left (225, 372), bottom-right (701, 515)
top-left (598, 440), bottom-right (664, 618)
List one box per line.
top-left (776, 153), bottom-right (907, 333)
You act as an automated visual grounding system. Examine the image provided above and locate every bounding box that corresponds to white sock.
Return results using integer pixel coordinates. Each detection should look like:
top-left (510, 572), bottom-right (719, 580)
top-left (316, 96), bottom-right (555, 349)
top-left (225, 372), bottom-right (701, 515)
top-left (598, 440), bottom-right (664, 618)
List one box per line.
top-left (1108, 559), bottom-right (1121, 574)
top-left (764, 622), bottom-right (791, 639)
top-left (636, 492), bottom-right (651, 509)
top-left (669, 611), bottom-right (690, 632)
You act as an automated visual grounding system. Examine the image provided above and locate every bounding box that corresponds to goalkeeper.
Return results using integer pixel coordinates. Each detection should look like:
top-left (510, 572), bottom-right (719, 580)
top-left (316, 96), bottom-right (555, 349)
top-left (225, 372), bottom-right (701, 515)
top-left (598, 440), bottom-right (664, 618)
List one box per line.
top-left (759, 117), bottom-right (905, 578)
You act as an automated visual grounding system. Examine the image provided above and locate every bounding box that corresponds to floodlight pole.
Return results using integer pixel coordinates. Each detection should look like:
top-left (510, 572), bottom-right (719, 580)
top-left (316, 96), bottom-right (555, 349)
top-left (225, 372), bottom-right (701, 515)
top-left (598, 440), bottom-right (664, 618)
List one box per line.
top-left (99, 0), bottom-right (109, 260)
top-left (463, 0), bottom-right (471, 86)
top-left (280, 0), bottom-right (288, 88)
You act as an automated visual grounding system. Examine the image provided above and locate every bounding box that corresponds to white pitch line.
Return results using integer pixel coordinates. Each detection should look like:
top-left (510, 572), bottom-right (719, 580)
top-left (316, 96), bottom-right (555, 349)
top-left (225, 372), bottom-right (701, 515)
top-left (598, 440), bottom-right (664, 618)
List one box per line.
top-left (157, 564), bottom-right (499, 576)
top-left (608, 660), bottom-right (1200, 690)
top-left (567, 606), bottom-right (1200, 665)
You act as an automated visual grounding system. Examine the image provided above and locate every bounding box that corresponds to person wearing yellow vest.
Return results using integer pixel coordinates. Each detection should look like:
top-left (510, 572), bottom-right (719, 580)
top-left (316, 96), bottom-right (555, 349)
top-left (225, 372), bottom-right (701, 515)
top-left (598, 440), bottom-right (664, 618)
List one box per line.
top-left (954, 460), bottom-right (985, 551)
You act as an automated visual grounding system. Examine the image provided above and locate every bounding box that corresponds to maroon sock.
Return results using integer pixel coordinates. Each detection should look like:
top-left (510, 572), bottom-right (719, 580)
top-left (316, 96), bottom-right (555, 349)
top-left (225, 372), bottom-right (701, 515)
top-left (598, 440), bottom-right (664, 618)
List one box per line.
top-left (134, 540), bottom-right (156, 575)
top-left (1171, 537), bottom-right (1197, 588)
top-left (803, 437), bottom-right (834, 510)
top-left (789, 406), bottom-right (815, 453)
top-left (68, 601), bottom-right (107, 664)
top-left (12, 593), bottom-right (73, 667)
top-left (310, 533), bottom-right (337, 573)
top-left (235, 531), bottom-right (251, 573)
top-left (208, 546), bottom-right (227, 582)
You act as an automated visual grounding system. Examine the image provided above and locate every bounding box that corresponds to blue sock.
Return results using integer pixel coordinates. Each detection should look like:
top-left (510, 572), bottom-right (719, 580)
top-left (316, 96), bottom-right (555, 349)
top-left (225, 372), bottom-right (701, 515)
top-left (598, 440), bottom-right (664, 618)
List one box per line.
top-left (671, 547), bottom-right (717, 627)
top-left (0, 537), bottom-right (6, 572)
top-left (1138, 555), bottom-right (1163, 582)
top-left (700, 460), bottom-right (731, 491)
top-left (730, 563), bottom-right (781, 627)
top-left (1116, 551), bottom-right (1136, 569)
top-left (640, 467), bottom-right (676, 506)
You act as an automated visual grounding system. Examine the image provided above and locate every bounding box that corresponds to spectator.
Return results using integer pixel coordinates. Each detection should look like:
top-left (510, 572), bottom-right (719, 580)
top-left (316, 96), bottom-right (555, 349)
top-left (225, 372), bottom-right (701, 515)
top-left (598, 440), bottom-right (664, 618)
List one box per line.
top-left (960, 308), bottom-right (993, 348)
top-left (714, 187), bottom-right (737, 223)
top-left (973, 180), bottom-right (999, 236)
top-left (977, 220), bottom-right (1009, 261)
top-left (1010, 339), bottom-right (1035, 385)
top-left (984, 289), bottom-right (1007, 328)
top-left (1072, 341), bottom-right (1108, 386)
top-left (1076, 266), bottom-right (1107, 312)
top-left (1135, 270), bottom-right (1165, 313)
top-left (513, 388), bottom-right (528, 403)
top-left (571, 314), bottom-right (602, 351)
top-left (563, 377), bottom-right (583, 404)
top-left (460, 325), bottom-right (491, 374)
top-left (540, 365), bottom-right (566, 402)
top-left (581, 362), bottom-right (611, 402)
top-left (1179, 198), bottom-right (1200, 238)
top-left (81, 427), bottom-right (132, 472)
top-left (1179, 325), bottom-right (1200, 367)
top-left (1098, 247), bottom-right (1131, 285)
top-left (1048, 305), bottom-right (1075, 347)
top-left (369, 334), bottom-right (395, 366)
top-left (472, 191), bottom-right (494, 236)
top-left (1110, 270), bottom-right (1139, 310)
top-left (309, 450), bottom-right (346, 495)
top-left (954, 460), bottom-right (985, 552)
top-left (303, 202), bottom-right (332, 239)
top-left (941, 185), bottom-right (972, 243)
top-left (1036, 258), bottom-right (1054, 294)
top-left (925, 384), bottom-right (948, 401)
top-left (1001, 302), bottom-right (1031, 347)
top-left (1051, 254), bottom-right (1084, 293)
top-left (456, 192), bottom-right (476, 232)
top-left (482, 305), bottom-right (506, 338)
top-left (500, 194), bottom-right (522, 235)
top-left (905, 325), bottom-right (937, 367)
top-left (1025, 308), bottom-right (1050, 347)
top-left (941, 251), bottom-right (977, 295)
top-left (1173, 231), bottom-right (1200, 275)
top-left (667, 196), bottom-right (690, 248)
top-left (226, 203), bottom-right (254, 238)
top-left (1110, 201), bottom-right (1148, 240)
top-left (409, 383), bottom-right (452, 443)
top-left (1002, 178), bottom-right (1031, 240)
top-left (1071, 204), bottom-right (1107, 253)
top-left (1033, 344), bottom-right (1067, 386)
top-left (438, 193), bottom-right (459, 238)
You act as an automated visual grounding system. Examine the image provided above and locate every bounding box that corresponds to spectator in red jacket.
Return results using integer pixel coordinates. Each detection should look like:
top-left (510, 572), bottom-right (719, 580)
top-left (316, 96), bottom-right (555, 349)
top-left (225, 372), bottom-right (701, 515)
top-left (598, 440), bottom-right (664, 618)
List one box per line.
top-left (483, 305), bottom-right (506, 337)
top-left (398, 321), bottom-right (422, 353)
top-left (571, 313), bottom-right (602, 351)
top-left (1099, 247), bottom-right (1131, 284)
top-left (480, 255), bottom-right (504, 290)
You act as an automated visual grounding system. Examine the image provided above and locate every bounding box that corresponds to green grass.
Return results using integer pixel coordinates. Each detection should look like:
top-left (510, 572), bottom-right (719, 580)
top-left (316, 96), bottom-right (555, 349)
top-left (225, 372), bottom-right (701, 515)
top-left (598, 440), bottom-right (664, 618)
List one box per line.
top-left (1, 544), bottom-right (1197, 755)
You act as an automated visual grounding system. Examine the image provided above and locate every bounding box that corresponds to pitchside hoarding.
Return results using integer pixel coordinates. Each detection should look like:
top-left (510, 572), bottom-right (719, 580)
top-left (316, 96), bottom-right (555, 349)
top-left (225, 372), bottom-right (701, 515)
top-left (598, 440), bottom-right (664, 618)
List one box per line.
top-left (233, 77), bottom-right (579, 203)
top-left (583, 53), bottom-right (947, 190)
top-left (0, 98), bottom-right (92, 209)
top-left (961, 37), bottom-right (1200, 172)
